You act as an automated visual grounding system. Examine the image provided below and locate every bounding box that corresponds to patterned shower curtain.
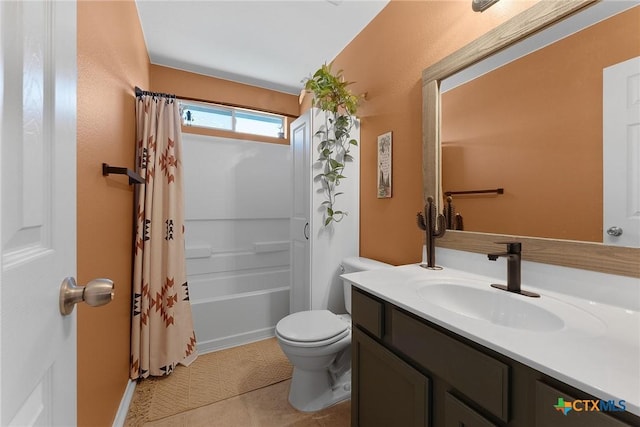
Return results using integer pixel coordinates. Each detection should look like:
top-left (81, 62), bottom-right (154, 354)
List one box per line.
top-left (130, 93), bottom-right (198, 380)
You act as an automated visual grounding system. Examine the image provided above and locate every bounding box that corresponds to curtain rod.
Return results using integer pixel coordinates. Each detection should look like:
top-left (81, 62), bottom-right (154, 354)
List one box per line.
top-left (135, 86), bottom-right (298, 119)
top-left (177, 94), bottom-right (299, 119)
top-left (134, 86), bottom-right (176, 99)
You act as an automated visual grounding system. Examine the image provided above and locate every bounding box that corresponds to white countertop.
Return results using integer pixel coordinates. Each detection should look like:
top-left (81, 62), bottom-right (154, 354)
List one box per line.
top-left (342, 264), bottom-right (640, 416)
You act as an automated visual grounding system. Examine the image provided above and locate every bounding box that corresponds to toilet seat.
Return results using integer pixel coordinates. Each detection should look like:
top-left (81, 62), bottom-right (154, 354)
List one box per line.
top-left (276, 310), bottom-right (350, 348)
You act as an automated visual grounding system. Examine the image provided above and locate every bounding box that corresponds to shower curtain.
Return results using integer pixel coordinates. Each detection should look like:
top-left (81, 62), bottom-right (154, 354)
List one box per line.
top-left (130, 93), bottom-right (198, 379)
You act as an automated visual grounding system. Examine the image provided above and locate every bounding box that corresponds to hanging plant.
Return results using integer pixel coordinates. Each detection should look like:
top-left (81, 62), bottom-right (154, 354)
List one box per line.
top-left (304, 62), bottom-right (362, 226)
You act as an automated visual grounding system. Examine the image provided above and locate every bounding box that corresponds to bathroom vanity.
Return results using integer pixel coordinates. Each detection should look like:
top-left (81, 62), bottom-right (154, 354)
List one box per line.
top-left (344, 264), bottom-right (640, 427)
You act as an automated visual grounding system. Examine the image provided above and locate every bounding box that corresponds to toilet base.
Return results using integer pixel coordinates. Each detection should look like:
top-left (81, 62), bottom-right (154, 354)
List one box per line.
top-left (288, 367), bottom-right (351, 412)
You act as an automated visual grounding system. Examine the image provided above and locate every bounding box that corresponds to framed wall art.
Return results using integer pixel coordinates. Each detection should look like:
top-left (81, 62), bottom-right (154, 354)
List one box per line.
top-left (377, 131), bottom-right (392, 198)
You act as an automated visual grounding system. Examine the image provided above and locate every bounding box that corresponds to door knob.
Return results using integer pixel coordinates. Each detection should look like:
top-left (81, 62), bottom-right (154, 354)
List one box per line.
top-left (59, 277), bottom-right (114, 316)
top-left (304, 222), bottom-right (310, 240)
top-left (607, 226), bottom-right (623, 237)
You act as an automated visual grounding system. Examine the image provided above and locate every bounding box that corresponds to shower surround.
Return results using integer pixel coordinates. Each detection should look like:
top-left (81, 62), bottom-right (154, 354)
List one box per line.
top-left (182, 133), bottom-right (292, 353)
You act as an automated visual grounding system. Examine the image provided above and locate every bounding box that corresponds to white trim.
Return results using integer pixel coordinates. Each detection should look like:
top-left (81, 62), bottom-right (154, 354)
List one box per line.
top-left (111, 380), bottom-right (137, 427)
top-left (196, 327), bottom-right (276, 355)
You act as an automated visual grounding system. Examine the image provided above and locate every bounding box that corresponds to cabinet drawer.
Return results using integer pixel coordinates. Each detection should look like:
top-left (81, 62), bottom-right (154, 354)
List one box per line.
top-left (535, 381), bottom-right (631, 427)
top-left (445, 393), bottom-right (497, 427)
top-left (391, 308), bottom-right (509, 422)
top-left (352, 288), bottom-right (383, 339)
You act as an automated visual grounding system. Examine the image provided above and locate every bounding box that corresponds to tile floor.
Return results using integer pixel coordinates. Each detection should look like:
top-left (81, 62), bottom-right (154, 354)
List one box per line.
top-left (143, 379), bottom-right (351, 427)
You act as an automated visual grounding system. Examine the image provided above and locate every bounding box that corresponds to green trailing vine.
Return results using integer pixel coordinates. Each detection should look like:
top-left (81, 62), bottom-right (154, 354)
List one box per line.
top-left (304, 62), bottom-right (362, 226)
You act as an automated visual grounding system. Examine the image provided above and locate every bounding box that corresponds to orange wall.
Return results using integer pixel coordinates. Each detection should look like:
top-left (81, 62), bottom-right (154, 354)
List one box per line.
top-left (331, 0), bottom-right (537, 265)
top-left (77, 1), bottom-right (149, 425)
top-left (149, 64), bottom-right (299, 117)
top-left (441, 7), bottom-right (640, 243)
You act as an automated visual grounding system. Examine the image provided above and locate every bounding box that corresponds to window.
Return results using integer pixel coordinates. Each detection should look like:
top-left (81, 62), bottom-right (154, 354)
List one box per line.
top-left (180, 100), bottom-right (285, 139)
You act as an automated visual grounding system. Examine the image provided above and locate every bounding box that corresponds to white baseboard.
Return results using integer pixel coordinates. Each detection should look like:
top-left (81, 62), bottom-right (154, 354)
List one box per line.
top-left (112, 379), bottom-right (137, 427)
top-left (196, 327), bottom-right (276, 355)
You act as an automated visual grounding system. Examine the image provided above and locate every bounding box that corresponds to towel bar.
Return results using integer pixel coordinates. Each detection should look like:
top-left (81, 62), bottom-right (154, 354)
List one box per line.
top-left (102, 163), bottom-right (144, 185)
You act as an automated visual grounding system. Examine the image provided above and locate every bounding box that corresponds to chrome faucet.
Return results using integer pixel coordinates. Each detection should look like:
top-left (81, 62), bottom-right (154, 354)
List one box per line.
top-left (417, 196), bottom-right (446, 270)
top-left (488, 242), bottom-right (539, 297)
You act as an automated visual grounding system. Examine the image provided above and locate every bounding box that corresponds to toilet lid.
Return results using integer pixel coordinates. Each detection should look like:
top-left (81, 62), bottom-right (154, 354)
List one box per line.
top-left (276, 310), bottom-right (349, 342)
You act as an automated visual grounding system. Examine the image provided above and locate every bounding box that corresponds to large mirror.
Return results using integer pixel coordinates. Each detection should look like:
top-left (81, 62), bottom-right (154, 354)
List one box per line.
top-left (422, 0), bottom-right (639, 277)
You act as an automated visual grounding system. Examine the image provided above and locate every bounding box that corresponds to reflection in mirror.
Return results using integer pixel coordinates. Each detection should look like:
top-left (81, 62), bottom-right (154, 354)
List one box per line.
top-left (440, 2), bottom-right (639, 246)
top-left (422, 0), bottom-right (640, 277)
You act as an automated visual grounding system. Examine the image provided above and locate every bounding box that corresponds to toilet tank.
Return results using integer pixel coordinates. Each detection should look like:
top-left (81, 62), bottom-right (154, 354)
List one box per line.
top-left (341, 257), bottom-right (391, 314)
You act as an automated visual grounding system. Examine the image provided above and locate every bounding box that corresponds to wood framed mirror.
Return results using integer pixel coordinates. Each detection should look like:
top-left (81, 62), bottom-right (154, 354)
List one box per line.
top-left (422, 0), bottom-right (639, 278)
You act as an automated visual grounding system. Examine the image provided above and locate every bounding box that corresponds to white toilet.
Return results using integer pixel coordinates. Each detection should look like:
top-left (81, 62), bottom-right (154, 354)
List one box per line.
top-left (275, 256), bottom-right (390, 412)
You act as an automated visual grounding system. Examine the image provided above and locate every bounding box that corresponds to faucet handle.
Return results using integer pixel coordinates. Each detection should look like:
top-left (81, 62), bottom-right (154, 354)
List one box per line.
top-left (494, 241), bottom-right (521, 254)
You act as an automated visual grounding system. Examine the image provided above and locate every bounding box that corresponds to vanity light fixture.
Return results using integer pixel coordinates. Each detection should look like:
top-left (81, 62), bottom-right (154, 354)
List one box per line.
top-left (472, 0), bottom-right (499, 12)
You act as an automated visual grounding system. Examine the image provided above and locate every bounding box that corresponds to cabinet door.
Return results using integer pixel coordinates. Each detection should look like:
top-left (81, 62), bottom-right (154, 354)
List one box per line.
top-left (352, 327), bottom-right (430, 427)
top-left (445, 393), bottom-right (497, 427)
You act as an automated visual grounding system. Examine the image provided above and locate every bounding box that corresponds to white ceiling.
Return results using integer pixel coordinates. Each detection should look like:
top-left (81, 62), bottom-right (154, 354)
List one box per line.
top-left (135, 0), bottom-right (390, 95)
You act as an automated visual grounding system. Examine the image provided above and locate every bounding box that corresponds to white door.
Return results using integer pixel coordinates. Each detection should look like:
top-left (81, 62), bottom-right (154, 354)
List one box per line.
top-left (1, 1), bottom-right (77, 425)
top-left (290, 112), bottom-right (311, 313)
top-left (603, 56), bottom-right (640, 248)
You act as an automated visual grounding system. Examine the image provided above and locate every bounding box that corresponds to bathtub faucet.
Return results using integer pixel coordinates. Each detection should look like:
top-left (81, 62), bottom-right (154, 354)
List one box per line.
top-left (417, 196), bottom-right (446, 270)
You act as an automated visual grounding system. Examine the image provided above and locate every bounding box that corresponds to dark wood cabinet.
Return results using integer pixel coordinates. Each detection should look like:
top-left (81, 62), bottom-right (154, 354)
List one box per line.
top-left (352, 327), bottom-right (429, 427)
top-left (391, 308), bottom-right (509, 422)
top-left (351, 287), bottom-right (638, 427)
top-left (445, 393), bottom-right (497, 427)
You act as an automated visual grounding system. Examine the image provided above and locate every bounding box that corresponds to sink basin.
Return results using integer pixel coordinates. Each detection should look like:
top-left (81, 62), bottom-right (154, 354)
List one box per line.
top-left (417, 283), bottom-right (565, 332)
